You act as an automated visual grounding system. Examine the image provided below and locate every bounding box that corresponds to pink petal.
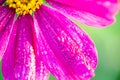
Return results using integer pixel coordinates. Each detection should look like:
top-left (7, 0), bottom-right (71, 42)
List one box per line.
top-left (47, 0), bottom-right (119, 27)
top-left (0, 6), bottom-right (15, 60)
top-left (33, 16), bottom-right (50, 80)
top-left (34, 5), bottom-right (98, 80)
top-left (2, 15), bottom-right (50, 80)
top-left (0, 0), bottom-right (5, 5)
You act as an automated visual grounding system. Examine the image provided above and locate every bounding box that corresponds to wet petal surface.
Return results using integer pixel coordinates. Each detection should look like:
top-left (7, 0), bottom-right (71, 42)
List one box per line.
top-left (0, 6), bottom-right (15, 60)
top-left (34, 5), bottom-right (98, 80)
top-left (2, 15), bottom-right (50, 80)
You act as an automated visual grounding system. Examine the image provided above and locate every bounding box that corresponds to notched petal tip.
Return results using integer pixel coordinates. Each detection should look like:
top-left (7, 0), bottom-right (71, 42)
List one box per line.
top-left (47, 0), bottom-right (119, 27)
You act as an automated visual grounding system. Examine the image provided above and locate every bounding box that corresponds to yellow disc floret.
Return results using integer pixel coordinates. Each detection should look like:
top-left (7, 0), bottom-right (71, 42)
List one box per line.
top-left (6, 0), bottom-right (42, 15)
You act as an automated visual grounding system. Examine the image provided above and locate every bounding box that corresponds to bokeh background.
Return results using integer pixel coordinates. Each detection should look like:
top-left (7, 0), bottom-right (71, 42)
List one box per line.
top-left (0, 13), bottom-right (120, 80)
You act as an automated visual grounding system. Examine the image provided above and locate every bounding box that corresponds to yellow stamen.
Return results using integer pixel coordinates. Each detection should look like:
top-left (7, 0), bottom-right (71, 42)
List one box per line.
top-left (6, 0), bottom-right (42, 15)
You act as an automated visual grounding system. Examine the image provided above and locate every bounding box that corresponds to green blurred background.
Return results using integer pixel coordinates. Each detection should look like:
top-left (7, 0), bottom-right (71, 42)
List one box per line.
top-left (0, 13), bottom-right (120, 80)
top-left (81, 13), bottom-right (120, 80)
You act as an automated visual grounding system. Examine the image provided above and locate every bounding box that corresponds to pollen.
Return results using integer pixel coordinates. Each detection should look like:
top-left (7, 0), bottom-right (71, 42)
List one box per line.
top-left (6, 0), bottom-right (42, 15)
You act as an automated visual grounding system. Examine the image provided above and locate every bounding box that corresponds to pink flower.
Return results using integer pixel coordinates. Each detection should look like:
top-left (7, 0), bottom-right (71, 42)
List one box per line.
top-left (0, 0), bottom-right (119, 80)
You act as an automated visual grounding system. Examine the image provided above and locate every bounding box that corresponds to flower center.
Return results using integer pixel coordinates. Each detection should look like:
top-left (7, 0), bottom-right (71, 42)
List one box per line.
top-left (6, 0), bottom-right (42, 15)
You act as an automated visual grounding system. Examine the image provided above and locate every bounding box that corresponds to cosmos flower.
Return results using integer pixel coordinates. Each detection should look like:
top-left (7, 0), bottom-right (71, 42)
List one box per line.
top-left (0, 0), bottom-right (119, 80)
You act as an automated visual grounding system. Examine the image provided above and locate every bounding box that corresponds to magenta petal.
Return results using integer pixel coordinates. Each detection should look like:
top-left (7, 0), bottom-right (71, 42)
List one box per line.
top-left (47, 0), bottom-right (119, 27)
top-left (0, 0), bottom-right (5, 5)
top-left (2, 15), bottom-right (50, 80)
top-left (0, 6), bottom-right (15, 60)
top-left (33, 17), bottom-right (50, 80)
top-left (34, 5), bottom-right (98, 80)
